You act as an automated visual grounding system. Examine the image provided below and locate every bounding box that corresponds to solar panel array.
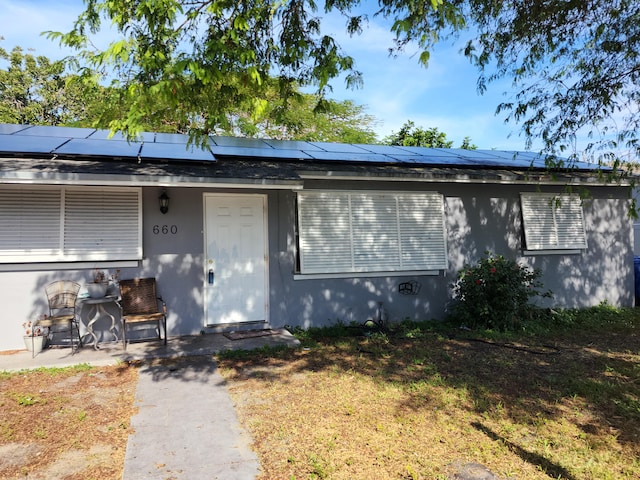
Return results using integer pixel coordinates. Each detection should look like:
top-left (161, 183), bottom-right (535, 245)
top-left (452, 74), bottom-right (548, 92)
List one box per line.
top-left (0, 123), bottom-right (604, 171)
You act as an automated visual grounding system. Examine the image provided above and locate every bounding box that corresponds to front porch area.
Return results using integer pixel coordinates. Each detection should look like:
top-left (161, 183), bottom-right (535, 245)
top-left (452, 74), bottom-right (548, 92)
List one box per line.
top-left (0, 329), bottom-right (300, 372)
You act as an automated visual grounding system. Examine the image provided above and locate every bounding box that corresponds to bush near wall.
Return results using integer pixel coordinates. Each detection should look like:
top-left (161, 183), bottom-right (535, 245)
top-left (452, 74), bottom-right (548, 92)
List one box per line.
top-left (449, 253), bottom-right (552, 331)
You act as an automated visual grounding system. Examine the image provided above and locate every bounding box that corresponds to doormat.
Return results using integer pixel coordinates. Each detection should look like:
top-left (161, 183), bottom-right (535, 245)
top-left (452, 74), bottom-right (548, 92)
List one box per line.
top-left (223, 329), bottom-right (278, 341)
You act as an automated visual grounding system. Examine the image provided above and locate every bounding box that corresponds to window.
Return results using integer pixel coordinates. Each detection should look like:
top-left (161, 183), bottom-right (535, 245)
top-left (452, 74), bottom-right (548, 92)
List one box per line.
top-left (297, 191), bottom-right (447, 274)
top-left (0, 186), bottom-right (142, 263)
top-left (520, 193), bottom-right (587, 251)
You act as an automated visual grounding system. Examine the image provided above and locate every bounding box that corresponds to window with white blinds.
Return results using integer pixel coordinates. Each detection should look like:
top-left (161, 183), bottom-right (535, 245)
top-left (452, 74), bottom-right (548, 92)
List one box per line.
top-left (0, 186), bottom-right (142, 263)
top-left (520, 193), bottom-right (587, 251)
top-left (297, 191), bottom-right (448, 274)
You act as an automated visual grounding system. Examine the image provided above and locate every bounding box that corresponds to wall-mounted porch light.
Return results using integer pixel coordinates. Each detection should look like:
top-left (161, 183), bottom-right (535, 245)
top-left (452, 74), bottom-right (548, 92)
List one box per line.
top-left (159, 190), bottom-right (170, 214)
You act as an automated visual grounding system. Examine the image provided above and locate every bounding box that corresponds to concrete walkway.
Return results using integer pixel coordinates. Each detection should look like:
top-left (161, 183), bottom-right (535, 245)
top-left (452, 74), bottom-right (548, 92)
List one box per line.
top-left (0, 330), bottom-right (300, 480)
top-left (123, 358), bottom-right (260, 479)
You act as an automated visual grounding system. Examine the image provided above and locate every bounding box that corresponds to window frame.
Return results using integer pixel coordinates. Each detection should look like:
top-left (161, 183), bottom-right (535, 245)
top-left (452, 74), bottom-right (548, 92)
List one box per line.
top-left (296, 190), bottom-right (448, 276)
top-left (520, 192), bottom-right (587, 253)
top-left (0, 185), bottom-right (143, 264)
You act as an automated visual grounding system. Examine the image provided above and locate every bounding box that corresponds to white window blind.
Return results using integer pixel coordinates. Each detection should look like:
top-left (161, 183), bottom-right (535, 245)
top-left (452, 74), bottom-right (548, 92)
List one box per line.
top-left (0, 187), bottom-right (62, 258)
top-left (520, 193), bottom-right (587, 250)
top-left (0, 186), bottom-right (142, 263)
top-left (298, 191), bottom-right (447, 274)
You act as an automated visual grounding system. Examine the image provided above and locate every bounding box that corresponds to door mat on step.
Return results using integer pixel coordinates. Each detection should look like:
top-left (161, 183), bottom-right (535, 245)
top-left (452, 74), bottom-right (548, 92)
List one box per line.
top-left (223, 329), bottom-right (278, 340)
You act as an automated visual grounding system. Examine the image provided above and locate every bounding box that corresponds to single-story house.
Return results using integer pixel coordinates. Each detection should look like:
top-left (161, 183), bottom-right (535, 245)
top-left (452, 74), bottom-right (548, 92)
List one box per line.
top-left (0, 123), bottom-right (633, 351)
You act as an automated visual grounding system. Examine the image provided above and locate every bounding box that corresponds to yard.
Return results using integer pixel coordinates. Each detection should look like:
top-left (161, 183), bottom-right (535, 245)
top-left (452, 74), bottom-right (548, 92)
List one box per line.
top-left (0, 363), bottom-right (137, 479)
top-left (218, 307), bottom-right (640, 479)
top-left (1, 306), bottom-right (639, 479)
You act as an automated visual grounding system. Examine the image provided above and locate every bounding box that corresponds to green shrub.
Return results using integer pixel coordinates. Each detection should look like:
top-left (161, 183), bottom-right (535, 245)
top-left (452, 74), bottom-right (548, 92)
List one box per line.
top-left (449, 253), bottom-right (552, 331)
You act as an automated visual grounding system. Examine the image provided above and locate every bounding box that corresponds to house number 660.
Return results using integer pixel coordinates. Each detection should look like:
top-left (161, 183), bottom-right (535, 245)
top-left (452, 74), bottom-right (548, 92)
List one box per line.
top-left (153, 225), bottom-right (178, 235)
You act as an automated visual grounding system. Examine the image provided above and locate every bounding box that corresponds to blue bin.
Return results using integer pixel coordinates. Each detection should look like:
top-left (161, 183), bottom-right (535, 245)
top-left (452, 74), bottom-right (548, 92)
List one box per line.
top-left (634, 256), bottom-right (640, 306)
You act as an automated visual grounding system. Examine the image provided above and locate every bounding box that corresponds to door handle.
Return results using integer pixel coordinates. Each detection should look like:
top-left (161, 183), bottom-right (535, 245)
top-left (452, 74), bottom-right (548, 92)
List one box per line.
top-left (208, 269), bottom-right (214, 285)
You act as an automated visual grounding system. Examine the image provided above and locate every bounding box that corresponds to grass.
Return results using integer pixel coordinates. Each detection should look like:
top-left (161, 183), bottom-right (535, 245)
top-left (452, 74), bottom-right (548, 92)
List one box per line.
top-left (0, 362), bottom-right (137, 479)
top-left (217, 306), bottom-right (640, 479)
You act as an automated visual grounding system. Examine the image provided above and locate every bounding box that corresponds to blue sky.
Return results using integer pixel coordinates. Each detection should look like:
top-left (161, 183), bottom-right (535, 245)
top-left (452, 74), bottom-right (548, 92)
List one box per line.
top-left (0, 0), bottom-right (534, 150)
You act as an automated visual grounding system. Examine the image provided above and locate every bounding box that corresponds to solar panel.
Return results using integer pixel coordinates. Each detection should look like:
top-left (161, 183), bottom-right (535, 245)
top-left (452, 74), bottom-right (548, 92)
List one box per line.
top-left (485, 150), bottom-right (611, 171)
top-left (390, 154), bottom-right (476, 166)
top-left (0, 123), bottom-right (610, 174)
top-left (154, 132), bottom-right (191, 144)
top-left (519, 153), bottom-right (583, 170)
top-left (88, 129), bottom-right (156, 142)
top-left (473, 150), bottom-right (540, 168)
top-left (309, 142), bottom-right (366, 153)
top-left (394, 146), bottom-right (462, 157)
top-left (411, 148), bottom-right (540, 168)
top-left (210, 145), bottom-right (312, 160)
top-left (574, 160), bottom-right (610, 170)
top-left (211, 136), bottom-right (271, 148)
top-left (16, 125), bottom-right (96, 138)
top-left (354, 144), bottom-right (413, 155)
top-left (262, 139), bottom-right (323, 151)
top-left (55, 138), bottom-right (141, 158)
top-left (483, 150), bottom-right (535, 160)
top-left (0, 135), bottom-right (68, 154)
top-left (140, 142), bottom-right (215, 162)
top-left (307, 141), bottom-right (371, 154)
top-left (364, 146), bottom-right (475, 166)
top-left (0, 124), bottom-right (31, 135)
top-left (306, 150), bottom-right (399, 163)
top-left (435, 148), bottom-right (507, 161)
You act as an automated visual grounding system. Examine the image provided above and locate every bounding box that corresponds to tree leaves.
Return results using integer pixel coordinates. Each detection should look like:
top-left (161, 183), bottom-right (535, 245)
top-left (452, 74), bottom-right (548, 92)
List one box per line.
top-left (383, 120), bottom-right (476, 149)
top-left (48, 0), bottom-right (373, 142)
top-left (0, 46), bottom-right (109, 126)
top-left (41, 0), bottom-right (639, 169)
top-left (462, 0), bottom-right (640, 164)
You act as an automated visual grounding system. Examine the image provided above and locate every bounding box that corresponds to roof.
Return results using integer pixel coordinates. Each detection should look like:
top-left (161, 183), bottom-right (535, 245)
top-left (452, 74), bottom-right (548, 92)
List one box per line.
top-left (0, 123), bottom-right (617, 188)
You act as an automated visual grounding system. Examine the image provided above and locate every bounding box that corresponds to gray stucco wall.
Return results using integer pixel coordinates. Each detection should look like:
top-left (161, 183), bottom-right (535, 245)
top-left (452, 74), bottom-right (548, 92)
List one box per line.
top-left (269, 181), bottom-right (634, 328)
top-left (0, 181), bottom-right (633, 351)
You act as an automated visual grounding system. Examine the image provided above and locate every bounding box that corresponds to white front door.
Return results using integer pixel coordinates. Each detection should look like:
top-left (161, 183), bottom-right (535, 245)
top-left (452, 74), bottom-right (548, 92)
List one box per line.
top-left (203, 194), bottom-right (268, 326)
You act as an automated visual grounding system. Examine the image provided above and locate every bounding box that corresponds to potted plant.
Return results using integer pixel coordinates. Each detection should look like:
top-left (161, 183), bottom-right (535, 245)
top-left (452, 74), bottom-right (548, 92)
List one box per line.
top-left (106, 268), bottom-right (121, 296)
top-left (86, 269), bottom-right (121, 298)
top-left (87, 269), bottom-right (109, 298)
top-left (22, 318), bottom-right (48, 353)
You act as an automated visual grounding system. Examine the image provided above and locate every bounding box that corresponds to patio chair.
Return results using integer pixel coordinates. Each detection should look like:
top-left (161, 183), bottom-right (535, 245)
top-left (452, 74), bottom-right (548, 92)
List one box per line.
top-left (119, 278), bottom-right (167, 350)
top-left (39, 280), bottom-right (82, 352)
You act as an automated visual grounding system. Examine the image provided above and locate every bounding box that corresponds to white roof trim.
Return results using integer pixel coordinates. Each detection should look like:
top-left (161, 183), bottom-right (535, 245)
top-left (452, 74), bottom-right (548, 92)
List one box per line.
top-left (0, 172), bottom-right (304, 190)
top-left (297, 171), bottom-right (630, 187)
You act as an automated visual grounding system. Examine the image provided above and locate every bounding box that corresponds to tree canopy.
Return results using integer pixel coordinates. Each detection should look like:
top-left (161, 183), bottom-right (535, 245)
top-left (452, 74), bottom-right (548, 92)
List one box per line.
top-left (0, 46), bottom-right (100, 125)
top-left (48, 0), bottom-right (639, 165)
top-left (384, 121), bottom-right (476, 149)
top-left (0, 44), bottom-right (377, 142)
top-left (207, 79), bottom-right (378, 143)
top-left (463, 0), bottom-right (640, 169)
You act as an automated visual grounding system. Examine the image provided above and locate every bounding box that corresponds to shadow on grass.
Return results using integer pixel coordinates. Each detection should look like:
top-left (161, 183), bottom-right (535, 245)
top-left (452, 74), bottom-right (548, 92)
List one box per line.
top-left (219, 323), bottom-right (640, 450)
top-left (471, 422), bottom-right (576, 480)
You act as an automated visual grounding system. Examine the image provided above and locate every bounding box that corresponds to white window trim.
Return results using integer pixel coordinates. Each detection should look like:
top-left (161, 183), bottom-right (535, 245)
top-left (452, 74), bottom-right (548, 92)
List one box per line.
top-left (522, 249), bottom-right (582, 256)
top-left (0, 260), bottom-right (139, 272)
top-left (293, 270), bottom-right (441, 280)
top-left (520, 192), bottom-right (587, 252)
top-left (297, 190), bottom-right (448, 276)
top-left (0, 185), bottom-right (143, 263)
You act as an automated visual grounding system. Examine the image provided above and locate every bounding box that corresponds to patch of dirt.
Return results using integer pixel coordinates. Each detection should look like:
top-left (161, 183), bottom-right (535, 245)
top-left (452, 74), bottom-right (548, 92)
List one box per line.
top-left (0, 363), bottom-right (138, 479)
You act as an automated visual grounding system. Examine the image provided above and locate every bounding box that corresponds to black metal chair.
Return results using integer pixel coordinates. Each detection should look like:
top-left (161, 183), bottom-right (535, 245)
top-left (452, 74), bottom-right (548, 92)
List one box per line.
top-left (38, 280), bottom-right (82, 352)
top-left (119, 278), bottom-right (167, 350)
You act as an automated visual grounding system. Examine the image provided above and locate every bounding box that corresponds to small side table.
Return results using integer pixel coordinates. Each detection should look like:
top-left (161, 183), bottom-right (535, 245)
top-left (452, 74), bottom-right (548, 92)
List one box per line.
top-left (79, 296), bottom-right (121, 350)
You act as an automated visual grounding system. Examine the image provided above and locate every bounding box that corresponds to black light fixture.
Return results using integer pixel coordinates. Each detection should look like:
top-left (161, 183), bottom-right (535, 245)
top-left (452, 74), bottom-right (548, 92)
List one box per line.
top-left (159, 190), bottom-right (170, 214)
